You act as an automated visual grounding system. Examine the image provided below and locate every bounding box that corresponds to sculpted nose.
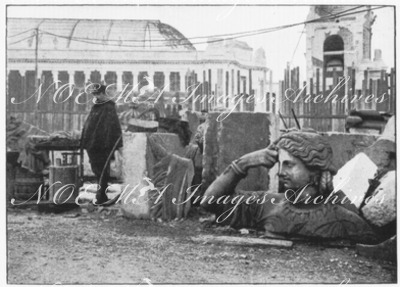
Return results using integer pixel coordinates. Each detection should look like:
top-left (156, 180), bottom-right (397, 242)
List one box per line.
top-left (278, 164), bottom-right (283, 176)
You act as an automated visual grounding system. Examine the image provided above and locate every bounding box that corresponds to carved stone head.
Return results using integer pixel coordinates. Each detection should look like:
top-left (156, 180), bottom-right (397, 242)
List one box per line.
top-left (275, 129), bottom-right (337, 194)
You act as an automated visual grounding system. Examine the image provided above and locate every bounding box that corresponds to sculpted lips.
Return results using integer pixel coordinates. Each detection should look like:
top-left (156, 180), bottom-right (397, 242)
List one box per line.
top-left (279, 176), bottom-right (290, 184)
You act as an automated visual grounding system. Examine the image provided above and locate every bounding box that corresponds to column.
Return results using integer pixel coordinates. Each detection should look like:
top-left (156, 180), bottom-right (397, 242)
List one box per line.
top-left (116, 70), bottom-right (123, 91)
top-left (179, 70), bottom-right (186, 93)
top-left (83, 69), bottom-right (91, 87)
top-left (148, 70), bottom-right (157, 99)
top-left (269, 70), bottom-right (277, 113)
top-left (237, 70), bottom-right (241, 95)
top-left (213, 68), bottom-right (219, 96)
top-left (231, 69), bottom-right (234, 96)
top-left (132, 71), bottom-right (137, 91)
top-left (162, 70), bottom-right (169, 92)
top-left (147, 68), bottom-right (155, 91)
top-left (100, 70), bottom-right (107, 85)
top-left (67, 70), bottom-right (75, 95)
top-left (18, 68), bottom-right (27, 79)
top-left (52, 70), bottom-right (59, 89)
top-left (220, 69), bottom-right (225, 107)
top-left (259, 71), bottom-right (265, 112)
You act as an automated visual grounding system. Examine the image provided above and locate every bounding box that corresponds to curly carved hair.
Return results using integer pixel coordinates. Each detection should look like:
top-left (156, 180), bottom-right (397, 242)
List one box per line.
top-left (275, 130), bottom-right (337, 175)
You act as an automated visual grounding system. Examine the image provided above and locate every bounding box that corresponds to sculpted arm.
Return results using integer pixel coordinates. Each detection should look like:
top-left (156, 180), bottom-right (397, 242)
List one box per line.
top-left (201, 146), bottom-right (278, 211)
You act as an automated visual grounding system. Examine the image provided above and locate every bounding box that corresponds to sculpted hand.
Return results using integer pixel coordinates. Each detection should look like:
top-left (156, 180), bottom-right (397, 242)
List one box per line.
top-left (236, 145), bottom-right (278, 171)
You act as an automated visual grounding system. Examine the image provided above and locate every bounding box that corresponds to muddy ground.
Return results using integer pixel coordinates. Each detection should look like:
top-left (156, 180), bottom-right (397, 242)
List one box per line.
top-left (7, 205), bottom-right (397, 284)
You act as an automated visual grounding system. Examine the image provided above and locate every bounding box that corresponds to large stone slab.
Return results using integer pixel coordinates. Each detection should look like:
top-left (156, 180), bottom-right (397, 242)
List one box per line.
top-left (323, 132), bottom-right (378, 170)
top-left (202, 112), bottom-right (279, 193)
top-left (119, 132), bottom-right (185, 219)
top-left (329, 123), bottom-right (395, 210)
top-left (332, 153), bottom-right (377, 208)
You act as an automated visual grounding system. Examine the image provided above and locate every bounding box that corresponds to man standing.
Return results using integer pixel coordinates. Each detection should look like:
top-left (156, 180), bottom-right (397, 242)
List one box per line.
top-left (81, 84), bottom-right (123, 205)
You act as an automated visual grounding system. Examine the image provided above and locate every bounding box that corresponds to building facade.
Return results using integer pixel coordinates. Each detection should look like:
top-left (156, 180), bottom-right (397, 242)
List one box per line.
top-left (305, 5), bottom-right (387, 92)
top-left (7, 18), bottom-right (271, 132)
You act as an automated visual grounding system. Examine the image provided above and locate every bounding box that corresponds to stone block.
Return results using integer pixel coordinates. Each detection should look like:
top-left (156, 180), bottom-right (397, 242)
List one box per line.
top-left (119, 132), bottom-right (185, 219)
top-left (202, 112), bottom-right (279, 192)
top-left (332, 153), bottom-right (377, 208)
top-left (362, 115), bottom-right (396, 175)
top-left (364, 139), bottom-right (396, 171)
top-left (323, 132), bottom-right (378, 170)
top-left (362, 171), bottom-right (396, 227)
top-left (380, 115), bottom-right (395, 143)
top-left (356, 235), bottom-right (396, 262)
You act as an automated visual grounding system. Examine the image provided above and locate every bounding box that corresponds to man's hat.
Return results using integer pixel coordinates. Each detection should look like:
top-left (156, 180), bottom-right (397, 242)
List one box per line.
top-left (91, 84), bottom-right (107, 95)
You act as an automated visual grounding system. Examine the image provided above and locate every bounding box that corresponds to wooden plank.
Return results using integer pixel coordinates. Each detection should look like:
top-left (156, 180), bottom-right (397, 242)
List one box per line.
top-left (351, 68), bottom-right (356, 111)
top-left (191, 235), bottom-right (293, 248)
top-left (368, 78), bottom-right (373, 110)
top-left (390, 68), bottom-right (395, 113)
top-left (362, 70), bottom-right (368, 110)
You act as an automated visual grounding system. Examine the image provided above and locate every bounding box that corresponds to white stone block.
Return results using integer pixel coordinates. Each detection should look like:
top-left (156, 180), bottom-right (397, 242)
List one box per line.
top-left (118, 132), bottom-right (185, 219)
top-left (119, 133), bottom-right (150, 219)
top-left (333, 152), bottom-right (377, 208)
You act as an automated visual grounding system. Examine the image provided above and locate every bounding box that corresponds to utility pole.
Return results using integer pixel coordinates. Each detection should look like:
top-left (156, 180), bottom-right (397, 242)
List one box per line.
top-left (34, 27), bottom-right (39, 125)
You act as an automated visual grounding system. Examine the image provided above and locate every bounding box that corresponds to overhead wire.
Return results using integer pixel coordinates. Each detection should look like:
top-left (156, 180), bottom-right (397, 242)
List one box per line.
top-left (41, 5), bottom-right (366, 43)
top-left (289, 25), bottom-right (306, 66)
top-left (7, 27), bottom-right (35, 38)
top-left (8, 34), bottom-right (36, 45)
top-left (8, 5), bottom-right (386, 48)
top-left (36, 5), bottom-right (359, 47)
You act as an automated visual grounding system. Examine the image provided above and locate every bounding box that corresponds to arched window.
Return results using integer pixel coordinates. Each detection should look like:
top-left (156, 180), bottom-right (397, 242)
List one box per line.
top-left (323, 35), bottom-right (344, 52)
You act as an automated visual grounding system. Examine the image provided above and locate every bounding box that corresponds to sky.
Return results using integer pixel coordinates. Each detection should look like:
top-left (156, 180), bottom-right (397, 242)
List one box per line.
top-left (7, 4), bottom-right (395, 83)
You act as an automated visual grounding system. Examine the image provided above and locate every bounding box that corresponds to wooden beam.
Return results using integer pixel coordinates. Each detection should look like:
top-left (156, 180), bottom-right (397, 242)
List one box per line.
top-left (191, 235), bottom-right (293, 248)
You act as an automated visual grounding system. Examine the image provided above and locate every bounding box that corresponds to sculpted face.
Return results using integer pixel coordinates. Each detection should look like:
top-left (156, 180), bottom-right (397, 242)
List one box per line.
top-left (278, 148), bottom-right (314, 190)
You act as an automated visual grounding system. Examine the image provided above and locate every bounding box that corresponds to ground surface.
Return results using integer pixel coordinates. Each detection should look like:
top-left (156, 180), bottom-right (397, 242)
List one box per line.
top-left (7, 205), bottom-right (397, 284)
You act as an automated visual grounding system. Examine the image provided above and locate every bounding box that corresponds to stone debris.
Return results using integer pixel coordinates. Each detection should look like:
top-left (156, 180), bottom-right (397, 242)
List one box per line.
top-left (361, 171), bottom-right (396, 227)
top-left (239, 228), bottom-right (250, 235)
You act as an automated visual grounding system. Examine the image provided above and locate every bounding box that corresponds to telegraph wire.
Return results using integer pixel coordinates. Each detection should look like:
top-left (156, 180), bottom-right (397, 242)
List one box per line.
top-left (289, 25), bottom-right (306, 66)
top-left (8, 5), bottom-right (386, 48)
top-left (40, 5), bottom-right (365, 45)
top-left (7, 28), bottom-right (35, 38)
top-left (19, 5), bottom-right (365, 43)
top-left (8, 34), bottom-right (36, 45)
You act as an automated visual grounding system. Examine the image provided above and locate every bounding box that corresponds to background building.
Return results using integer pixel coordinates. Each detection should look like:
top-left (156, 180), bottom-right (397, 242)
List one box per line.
top-left (7, 18), bottom-right (271, 132)
top-left (278, 5), bottom-right (395, 132)
top-left (305, 5), bottom-right (387, 92)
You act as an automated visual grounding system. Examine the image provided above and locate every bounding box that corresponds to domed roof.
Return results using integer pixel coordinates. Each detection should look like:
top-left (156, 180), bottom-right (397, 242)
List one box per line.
top-left (7, 18), bottom-right (195, 51)
top-left (314, 6), bottom-right (361, 20)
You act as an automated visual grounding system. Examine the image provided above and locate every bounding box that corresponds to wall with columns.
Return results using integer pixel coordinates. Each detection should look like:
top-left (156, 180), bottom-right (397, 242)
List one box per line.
top-left (7, 39), bottom-right (269, 133)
